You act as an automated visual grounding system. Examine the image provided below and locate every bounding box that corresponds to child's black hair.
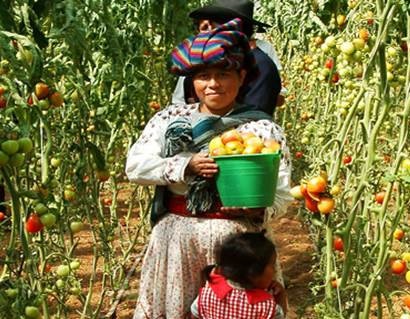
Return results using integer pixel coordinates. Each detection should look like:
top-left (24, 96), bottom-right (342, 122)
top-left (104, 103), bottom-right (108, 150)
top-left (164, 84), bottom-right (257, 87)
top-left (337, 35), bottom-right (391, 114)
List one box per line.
top-left (203, 231), bottom-right (276, 289)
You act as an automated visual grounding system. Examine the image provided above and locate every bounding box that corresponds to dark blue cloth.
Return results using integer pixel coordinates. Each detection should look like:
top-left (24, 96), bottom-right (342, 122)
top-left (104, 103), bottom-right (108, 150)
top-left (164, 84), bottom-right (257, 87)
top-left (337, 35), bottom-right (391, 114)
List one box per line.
top-left (243, 48), bottom-right (281, 116)
top-left (182, 48), bottom-right (281, 116)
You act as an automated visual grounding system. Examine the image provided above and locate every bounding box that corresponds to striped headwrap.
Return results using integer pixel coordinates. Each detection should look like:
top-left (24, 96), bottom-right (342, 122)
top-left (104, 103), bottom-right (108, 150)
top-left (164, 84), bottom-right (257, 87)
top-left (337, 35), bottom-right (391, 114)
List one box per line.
top-left (171, 18), bottom-right (256, 77)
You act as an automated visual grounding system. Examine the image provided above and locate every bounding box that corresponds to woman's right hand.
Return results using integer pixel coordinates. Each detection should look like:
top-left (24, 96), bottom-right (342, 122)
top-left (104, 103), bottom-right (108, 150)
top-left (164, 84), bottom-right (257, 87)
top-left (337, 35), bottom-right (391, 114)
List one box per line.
top-left (186, 153), bottom-right (218, 178)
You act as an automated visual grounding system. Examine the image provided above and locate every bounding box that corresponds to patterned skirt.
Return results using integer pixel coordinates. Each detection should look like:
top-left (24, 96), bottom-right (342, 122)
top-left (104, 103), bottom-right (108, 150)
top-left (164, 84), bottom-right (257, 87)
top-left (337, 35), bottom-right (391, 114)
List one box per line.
top-left (132, 213), bottom-right (263, 319)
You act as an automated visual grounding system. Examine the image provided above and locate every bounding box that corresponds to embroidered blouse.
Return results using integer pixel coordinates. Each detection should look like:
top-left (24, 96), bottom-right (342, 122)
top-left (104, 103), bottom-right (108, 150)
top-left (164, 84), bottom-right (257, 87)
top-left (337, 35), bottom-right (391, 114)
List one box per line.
top-left (125, 103), bottom-right (292, 217)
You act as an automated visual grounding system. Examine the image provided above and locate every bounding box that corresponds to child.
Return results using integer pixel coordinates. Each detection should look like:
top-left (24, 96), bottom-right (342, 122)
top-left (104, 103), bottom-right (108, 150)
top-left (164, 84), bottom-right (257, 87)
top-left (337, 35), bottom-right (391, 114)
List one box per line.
top-left (190, 231), bottom-right (286, 318)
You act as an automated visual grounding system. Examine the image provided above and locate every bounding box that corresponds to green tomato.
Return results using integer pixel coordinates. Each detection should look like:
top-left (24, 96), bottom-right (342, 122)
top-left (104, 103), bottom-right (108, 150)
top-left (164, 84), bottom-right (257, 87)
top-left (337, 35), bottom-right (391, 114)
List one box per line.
top-left (37, 99), bottom-right (50, 110)
top-left (70, 260), bottom-right (81, 270)
top-left (18, 137), bottom-right (33, 153)
top-left (1, 140), bottom-right (19, 155)
top-left (50, 157), bottom-right (61, 167)
top-left (56, 279), bottom-right (65, 289)
top-left (8, 153), bottom-right (25, 167)
top-left (70, 221), bottom-right (84, 234)
top-left (5, 288), bottom-right (18, 298)
top-left (25, 306), bottom-right (41, 318)
top-left (401, 158), bottom-right (410, 170)
top-left (0, 150), bottom-right (9, 166)
top-left (340, 41), bottom-right (355, 55)
top-left (34, 203), bottom-right (48, 215)
top-left (40, 213), bottom-right (56, 228)
top-left (56, 264), bottom-right (70, 277)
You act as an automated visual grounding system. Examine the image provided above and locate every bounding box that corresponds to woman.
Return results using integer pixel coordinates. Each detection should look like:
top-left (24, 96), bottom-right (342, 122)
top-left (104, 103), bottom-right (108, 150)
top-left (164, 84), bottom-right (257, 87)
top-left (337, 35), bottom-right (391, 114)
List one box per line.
top-left (126, 18), bottom-right (292, 319)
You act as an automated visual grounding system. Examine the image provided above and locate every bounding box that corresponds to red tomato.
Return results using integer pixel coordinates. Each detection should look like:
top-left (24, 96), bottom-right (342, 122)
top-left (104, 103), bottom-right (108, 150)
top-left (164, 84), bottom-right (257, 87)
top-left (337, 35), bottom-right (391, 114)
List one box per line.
top-left (333, 237), bottom-right (344, 251)
top-left (324, 58), bottom-right (334, 69)
top-left (103, 198), bottom-right (112, 206)
top-left (331, 72), bottom-right (340, 83)
top-left (375, 191), bottom-right (386, 204)
top-left (343, 155), bottom-right (352, 165)
top-left (0, 96), bottom-right (6, 109)
top-left (305, 196), bottom-right (319, 213)
top-left (307, 176), bottom-right (327, 194)
top-left (295, 151), bottom-right (304, 159)
top-left (26, 213), bottom-right (44, 233)
top-left (391, 259), bottom-right (406, 274)
top-left (49, 91), bottom-right (64, 107)
top-left (300, 183), bottom-right (309, 198)
top-left (0, 211), bottom-right (5, 222)
top-left (96, 169), bottom-right (110, 182)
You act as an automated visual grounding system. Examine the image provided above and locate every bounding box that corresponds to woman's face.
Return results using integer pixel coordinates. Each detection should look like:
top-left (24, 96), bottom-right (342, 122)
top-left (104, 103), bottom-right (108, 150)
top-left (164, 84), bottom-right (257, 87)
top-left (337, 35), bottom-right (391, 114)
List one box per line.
top-left (193, 67), bottom-right (246, 116)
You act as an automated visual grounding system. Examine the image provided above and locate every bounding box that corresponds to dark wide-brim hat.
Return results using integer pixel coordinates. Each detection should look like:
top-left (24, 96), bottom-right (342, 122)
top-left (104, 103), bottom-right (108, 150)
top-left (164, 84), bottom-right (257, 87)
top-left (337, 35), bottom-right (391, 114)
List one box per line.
top-left (189, 0), bottom-right (271, 32)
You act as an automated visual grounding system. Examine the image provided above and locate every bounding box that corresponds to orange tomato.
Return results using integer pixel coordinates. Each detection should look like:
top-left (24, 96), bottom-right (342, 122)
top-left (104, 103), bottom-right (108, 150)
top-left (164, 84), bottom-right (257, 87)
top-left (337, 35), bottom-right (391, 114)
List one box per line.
top-left (393, 229), bottom-right (405, 241)
top-left (403, 294), bottom-right (410, 308)
top-left (391, 259), bottom-right (406, 275)
top-left (375, 191), bottom-right (386, 204)
top-left (307, 176), bottom-right (327, 194)
top-left (318, 197), bottom-right (335, 214)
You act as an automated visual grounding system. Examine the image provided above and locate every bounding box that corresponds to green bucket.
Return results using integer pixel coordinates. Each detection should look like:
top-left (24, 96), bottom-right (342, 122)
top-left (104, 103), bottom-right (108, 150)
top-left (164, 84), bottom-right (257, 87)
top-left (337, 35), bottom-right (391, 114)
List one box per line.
top-left (213, 152), bottom-right (281, 208)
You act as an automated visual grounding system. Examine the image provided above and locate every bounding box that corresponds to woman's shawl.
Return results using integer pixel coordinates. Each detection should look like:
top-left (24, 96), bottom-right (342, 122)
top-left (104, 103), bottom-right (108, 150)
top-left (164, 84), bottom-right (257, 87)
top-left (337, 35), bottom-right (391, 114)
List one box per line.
top-left (150, 104), bottom-right (272, 225)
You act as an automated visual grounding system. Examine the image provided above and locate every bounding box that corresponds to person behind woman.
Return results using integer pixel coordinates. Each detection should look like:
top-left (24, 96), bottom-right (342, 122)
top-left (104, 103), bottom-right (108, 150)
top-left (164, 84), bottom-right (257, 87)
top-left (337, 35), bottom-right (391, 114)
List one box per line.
top-left (126, 18), bottom-right (292, 319)
top-left (171, 0), bottom-right (284, 115)
top-left (190, 231), bottom-right (286, 318)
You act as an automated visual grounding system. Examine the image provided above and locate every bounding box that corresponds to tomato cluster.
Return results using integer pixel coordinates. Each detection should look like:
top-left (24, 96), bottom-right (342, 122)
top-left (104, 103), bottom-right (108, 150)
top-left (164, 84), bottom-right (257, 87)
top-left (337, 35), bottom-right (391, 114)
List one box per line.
top-left (28, 82), bottom-right (64, 110)
top-left (290, 175), bottom-right (336, 214)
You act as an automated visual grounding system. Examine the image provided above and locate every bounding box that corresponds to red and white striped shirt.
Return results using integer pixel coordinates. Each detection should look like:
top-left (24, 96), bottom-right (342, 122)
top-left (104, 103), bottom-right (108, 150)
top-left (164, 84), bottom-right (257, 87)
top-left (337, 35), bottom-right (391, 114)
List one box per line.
top-left (197, 273), bottom-right (276, 318)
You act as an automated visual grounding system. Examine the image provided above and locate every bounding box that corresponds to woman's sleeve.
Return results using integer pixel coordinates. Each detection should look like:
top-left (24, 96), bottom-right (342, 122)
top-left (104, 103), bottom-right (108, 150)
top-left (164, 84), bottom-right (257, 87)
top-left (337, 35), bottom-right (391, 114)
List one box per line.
top-left (125, 111), bottom-right (193, 185)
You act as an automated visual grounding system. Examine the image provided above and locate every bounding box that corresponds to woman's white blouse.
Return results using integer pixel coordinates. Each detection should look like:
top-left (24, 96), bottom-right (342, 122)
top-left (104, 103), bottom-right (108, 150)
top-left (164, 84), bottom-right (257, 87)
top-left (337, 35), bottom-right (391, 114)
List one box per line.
top-left (125, 103), bottom-right (293, 217)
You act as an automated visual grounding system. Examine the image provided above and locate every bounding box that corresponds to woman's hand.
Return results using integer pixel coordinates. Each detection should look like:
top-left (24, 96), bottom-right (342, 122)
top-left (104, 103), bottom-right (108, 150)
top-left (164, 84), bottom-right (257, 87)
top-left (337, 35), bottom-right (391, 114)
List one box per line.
top-left (186, 153), bottom-right (218, 178)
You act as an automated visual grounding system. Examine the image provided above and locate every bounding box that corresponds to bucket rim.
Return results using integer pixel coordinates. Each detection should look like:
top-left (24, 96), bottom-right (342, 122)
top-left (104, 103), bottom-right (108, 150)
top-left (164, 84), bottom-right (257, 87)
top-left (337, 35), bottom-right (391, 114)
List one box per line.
top-left (211, 151), bottom-right (281, 160)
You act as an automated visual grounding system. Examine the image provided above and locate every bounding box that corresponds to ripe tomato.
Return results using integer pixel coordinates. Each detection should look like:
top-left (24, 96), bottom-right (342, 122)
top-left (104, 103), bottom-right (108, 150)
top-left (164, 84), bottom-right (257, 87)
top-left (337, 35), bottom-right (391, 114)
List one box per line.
top-left (391, 259), bottom-right (406, 275)
top-left (300, 183), bottom-right (309, 198)
top-left (149, 101), bottom-right (160, 111)
top-left (305, 196), bottom-right (319, 213)
top-left (333, 237), bottom-right (344, 251)
top-left (343, 155), bottom-right (352, 165)
top-left (0, 211), bottom-right (5, 222)
top-left (403, 294), bottom-right (410, 308)
top-left (331, 278), bottom-right (340, 288)
top-left (307, 176), bottom-right (327, 194)
top-left (331, 72), bottom-right (340, 83)
top-left (26, 213), bottom-right (43, 233)
top-left (375, 191), bottom-right (386, 204)
top-left (318, 197), bottom-right (335, 214)
top-left (295, 151), bottom-right (303, 159)
top-left (0, 96), bottom-right (6, 109)
top-left (324, 58), bottom-right (334, 69)
top-left (34, 82), bottom-right (50, 100)
top-left (393, 229), bottom-right (405, 241)
top-left (49, 91), bottom-right (64, 107)
top-left (102, 197), bottom-right (112, 206)
top-left (96, 169), bottom-right (110, 182)
top-left (358, 28), bottom-right (370, 42)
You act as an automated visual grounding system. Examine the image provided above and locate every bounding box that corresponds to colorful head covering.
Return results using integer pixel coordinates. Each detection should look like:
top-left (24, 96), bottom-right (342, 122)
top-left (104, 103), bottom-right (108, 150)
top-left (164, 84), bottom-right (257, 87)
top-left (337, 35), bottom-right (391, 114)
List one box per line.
top-left (170, 18), bottom-right (257, 77)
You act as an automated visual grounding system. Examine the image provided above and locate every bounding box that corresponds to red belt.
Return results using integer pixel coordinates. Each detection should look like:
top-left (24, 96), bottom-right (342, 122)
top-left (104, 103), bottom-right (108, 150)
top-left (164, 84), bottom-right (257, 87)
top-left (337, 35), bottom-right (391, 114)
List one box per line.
top-left (166, 195), bottom-right (237, 220)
